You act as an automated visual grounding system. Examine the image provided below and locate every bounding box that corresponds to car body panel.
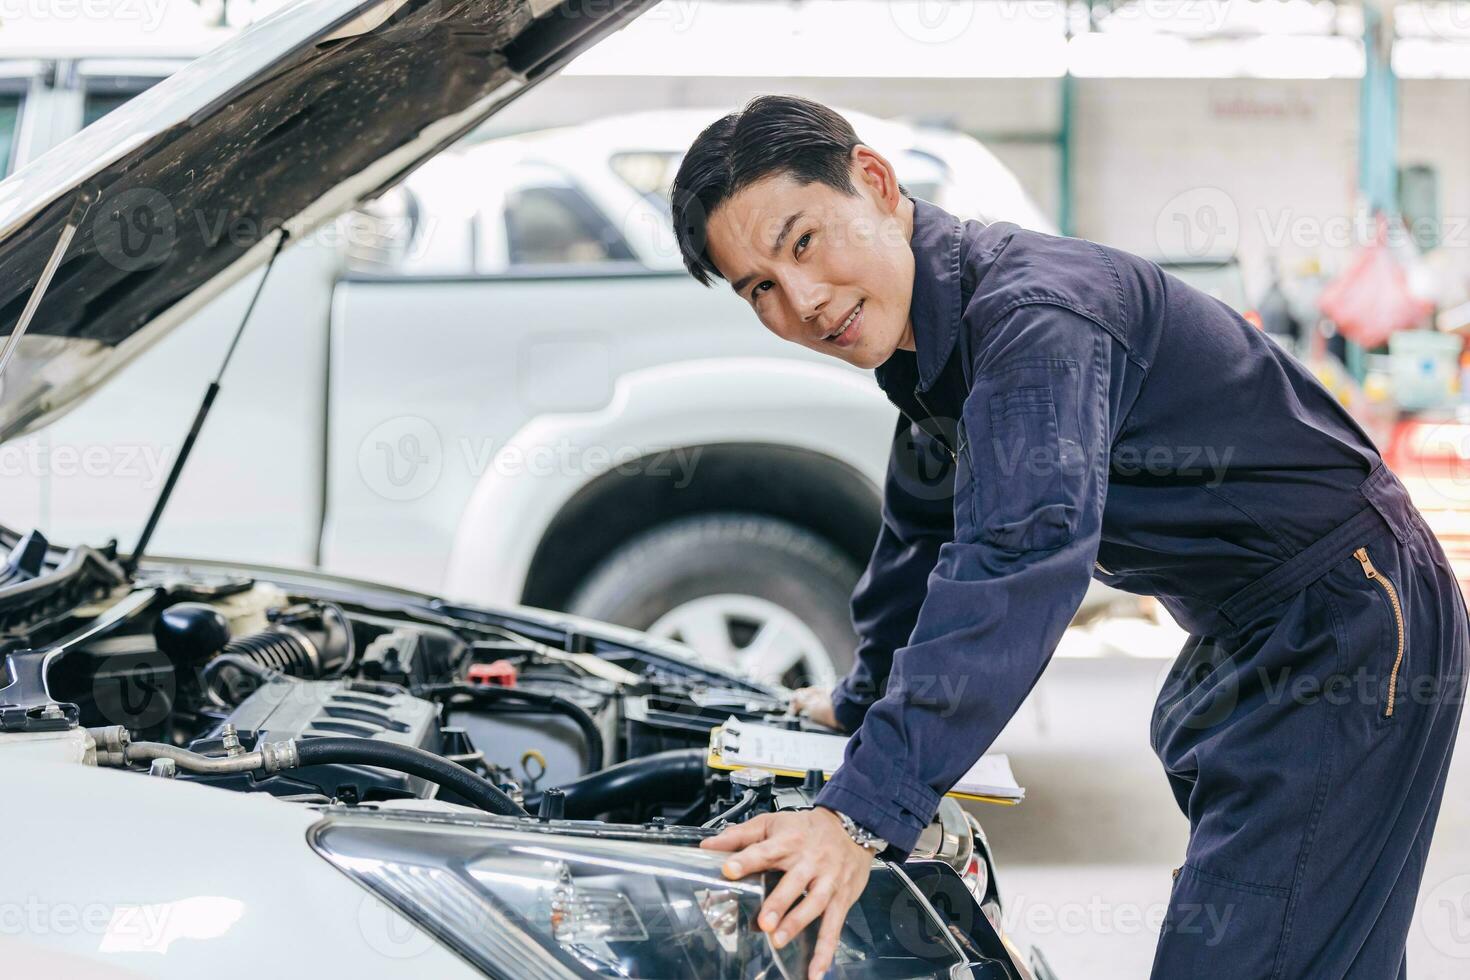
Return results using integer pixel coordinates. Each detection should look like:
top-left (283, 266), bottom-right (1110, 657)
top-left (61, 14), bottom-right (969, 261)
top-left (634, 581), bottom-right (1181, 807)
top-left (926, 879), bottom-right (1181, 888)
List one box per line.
top-left (439, 356), bottom-right (895, 604)
top-left (327, 257), bottom-right (897, 594)
top-left (4, 758), bottom-right (476, 976)
top-left (6, 241), bottom-right (341, 563)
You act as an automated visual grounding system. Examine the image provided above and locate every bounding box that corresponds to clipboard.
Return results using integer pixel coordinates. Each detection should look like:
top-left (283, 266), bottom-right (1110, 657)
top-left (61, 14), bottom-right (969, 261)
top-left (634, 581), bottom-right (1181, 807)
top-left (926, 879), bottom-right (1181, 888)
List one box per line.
top-left (705, 722), bottom-right (1024, 807)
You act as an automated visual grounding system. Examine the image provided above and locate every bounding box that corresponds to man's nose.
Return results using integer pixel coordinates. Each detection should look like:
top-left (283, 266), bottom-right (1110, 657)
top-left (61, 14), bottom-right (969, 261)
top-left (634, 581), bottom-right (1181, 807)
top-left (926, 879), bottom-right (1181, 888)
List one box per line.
top-left (791, 275), bottom-right (831, 323)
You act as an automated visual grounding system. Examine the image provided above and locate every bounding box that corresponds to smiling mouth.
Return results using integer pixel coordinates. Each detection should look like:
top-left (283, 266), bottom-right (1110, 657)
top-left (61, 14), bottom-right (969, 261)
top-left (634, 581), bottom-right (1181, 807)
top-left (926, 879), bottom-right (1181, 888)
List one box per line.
top-left (823, 300), bottom-right (863, 344)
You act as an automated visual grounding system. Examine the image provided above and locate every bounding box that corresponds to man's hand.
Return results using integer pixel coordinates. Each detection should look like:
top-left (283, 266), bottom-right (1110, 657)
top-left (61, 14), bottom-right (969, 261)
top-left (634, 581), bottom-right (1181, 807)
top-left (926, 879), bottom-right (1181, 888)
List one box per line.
top-left (789, 686), bottom-right (842, 730)
top-left (700, 807), bottom-right (872, 979)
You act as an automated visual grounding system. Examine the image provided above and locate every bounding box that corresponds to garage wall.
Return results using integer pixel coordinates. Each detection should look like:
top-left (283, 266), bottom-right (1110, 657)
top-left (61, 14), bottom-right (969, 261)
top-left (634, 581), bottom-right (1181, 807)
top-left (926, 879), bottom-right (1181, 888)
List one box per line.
top-left (1072, 78), bottom-right (1359, 292)
top-left (490, 74), bottom-right (1470, 301)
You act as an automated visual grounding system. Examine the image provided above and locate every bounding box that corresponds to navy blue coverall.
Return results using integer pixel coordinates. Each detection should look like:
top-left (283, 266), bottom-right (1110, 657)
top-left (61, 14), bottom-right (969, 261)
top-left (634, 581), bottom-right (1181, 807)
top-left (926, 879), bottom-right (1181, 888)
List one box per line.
top-left (814, 196), bottom-right (1468, 977)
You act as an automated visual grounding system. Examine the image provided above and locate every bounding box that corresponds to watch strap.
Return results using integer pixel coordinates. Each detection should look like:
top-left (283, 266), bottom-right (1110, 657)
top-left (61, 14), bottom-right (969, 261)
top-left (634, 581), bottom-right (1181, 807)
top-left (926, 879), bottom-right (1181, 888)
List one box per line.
top-left (833, 809), bottom-right (888, 854)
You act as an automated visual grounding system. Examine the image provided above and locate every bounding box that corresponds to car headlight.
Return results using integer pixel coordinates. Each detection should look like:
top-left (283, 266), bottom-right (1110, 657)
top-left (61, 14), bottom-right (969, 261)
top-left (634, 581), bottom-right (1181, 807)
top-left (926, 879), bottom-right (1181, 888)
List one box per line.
top-left (309, 812), bottom-right (976, 978)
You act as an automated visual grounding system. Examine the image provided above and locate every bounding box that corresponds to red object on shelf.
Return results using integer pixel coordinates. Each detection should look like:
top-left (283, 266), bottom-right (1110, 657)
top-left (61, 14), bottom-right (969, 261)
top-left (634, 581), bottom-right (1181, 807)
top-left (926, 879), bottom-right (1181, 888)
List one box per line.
top-left (467, 660), bottom-right (517, 687)
top-left (1318, 218), bottom-right (1431, 347)
top-left (1388, 419), bottom-right (1470, 471)
top-left (1385, 418), bottom-right (1470, 602)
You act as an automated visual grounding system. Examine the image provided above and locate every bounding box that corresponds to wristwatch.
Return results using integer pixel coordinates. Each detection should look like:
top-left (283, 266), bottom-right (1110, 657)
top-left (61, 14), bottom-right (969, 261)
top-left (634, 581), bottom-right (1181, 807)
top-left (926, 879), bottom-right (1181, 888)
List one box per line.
top-left (832, 810), bottom-right (888, 855)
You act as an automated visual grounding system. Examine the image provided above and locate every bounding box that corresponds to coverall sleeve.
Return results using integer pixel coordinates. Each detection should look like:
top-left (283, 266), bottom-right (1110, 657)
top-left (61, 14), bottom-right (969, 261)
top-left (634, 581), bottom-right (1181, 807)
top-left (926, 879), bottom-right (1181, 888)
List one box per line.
top-left (830, 414), bottom-right (956, 733)
top-left (816, 305), bottom-right (1119, 856)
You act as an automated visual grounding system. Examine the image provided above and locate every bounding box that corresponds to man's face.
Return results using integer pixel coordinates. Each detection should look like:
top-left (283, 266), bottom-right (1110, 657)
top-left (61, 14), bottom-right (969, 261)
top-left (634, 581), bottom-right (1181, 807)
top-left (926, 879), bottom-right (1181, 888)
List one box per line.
top-left (703, 148), bottom-right (915, 370)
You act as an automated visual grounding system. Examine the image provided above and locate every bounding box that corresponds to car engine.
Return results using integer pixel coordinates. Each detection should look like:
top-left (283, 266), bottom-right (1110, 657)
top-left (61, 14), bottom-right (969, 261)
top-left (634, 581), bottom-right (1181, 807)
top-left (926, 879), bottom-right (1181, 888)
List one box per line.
top-left (2, 557), bottom-right (1021, 976)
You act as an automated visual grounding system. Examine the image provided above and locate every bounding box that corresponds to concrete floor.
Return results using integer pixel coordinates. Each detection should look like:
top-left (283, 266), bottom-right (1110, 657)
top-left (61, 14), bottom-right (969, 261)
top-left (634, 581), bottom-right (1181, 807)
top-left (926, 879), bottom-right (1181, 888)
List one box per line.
top-left (968, 654), bottom-right (1470, 979)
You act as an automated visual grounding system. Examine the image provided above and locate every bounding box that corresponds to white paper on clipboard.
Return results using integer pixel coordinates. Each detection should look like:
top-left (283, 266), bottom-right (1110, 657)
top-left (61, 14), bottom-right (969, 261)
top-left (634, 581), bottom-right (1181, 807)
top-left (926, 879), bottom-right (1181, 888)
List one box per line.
top-left (716, 716), bottom-right (1024, 802)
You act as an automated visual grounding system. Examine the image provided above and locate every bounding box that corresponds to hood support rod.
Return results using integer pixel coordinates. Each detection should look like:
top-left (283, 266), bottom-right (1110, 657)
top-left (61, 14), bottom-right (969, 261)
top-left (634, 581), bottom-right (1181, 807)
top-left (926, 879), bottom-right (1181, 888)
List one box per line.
top-left (0, 187), bottom-right (99, 383)
top-left (123, 228), bottom-right (288, 575)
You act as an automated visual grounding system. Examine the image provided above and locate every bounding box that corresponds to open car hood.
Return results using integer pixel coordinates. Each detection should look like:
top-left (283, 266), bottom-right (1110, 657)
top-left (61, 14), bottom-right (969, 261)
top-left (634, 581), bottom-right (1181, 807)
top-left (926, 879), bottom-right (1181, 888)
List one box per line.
top-left (0, 0), bottom-right (651, 444)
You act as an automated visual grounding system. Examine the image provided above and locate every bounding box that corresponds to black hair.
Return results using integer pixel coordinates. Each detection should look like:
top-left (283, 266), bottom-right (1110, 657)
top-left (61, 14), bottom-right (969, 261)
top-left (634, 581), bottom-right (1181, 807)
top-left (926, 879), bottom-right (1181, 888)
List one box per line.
top-left (670, 95), bottom-right (867, 287)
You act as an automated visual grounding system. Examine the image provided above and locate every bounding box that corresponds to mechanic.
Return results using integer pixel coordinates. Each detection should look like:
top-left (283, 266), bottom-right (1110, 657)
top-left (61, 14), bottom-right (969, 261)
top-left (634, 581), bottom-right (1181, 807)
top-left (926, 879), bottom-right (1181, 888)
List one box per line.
top-left (669, 95), bottom-right (1467, 980)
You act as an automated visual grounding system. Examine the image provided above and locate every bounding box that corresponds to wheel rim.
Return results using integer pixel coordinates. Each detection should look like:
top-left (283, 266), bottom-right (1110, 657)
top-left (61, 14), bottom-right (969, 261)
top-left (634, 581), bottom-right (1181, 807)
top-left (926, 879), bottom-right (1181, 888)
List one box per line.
top-left (646, 594), bottom-right (837, 688)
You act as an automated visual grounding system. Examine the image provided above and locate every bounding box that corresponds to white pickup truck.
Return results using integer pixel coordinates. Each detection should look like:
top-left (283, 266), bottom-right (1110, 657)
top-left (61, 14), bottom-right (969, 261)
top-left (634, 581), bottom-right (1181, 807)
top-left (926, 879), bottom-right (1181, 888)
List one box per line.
top-left (2, 52), bottom-right (1055, 687)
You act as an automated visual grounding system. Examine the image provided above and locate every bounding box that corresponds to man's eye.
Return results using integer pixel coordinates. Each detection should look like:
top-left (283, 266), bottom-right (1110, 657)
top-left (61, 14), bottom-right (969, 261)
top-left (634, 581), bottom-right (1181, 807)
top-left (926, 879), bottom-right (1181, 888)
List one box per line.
top-left (751, 281), bottom-right (773, 300)
top-left (795, 232), bottom-right (811, 255)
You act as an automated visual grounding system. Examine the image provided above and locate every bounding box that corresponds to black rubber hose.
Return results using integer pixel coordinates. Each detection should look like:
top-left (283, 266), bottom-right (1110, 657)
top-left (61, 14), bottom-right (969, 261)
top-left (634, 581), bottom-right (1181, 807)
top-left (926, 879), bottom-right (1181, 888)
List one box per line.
top-left (670, 790), bottom-right (710, 827)
top-left (201, 653), bottom-right (297, 706)
top-left (420, 683), bottom-right (605, 773)
top-left (293, 737), bottom-right (527, 817)
top-left (524, 748), bottom-right (707, 819)
top-left (701, 788), bottom-right (760, 829)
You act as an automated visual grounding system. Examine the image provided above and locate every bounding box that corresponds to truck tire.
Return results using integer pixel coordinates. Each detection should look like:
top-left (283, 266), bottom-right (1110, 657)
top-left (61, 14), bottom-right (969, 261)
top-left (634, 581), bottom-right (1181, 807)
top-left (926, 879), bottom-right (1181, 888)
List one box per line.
top-left (567, 514), bottom-right (860, 689)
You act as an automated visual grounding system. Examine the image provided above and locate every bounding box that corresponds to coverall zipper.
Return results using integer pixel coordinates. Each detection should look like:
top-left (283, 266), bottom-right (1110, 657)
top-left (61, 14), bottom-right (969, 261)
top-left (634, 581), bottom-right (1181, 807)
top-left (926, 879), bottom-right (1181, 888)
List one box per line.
top-left (912, 386), bottom-right (956, 460)
top-left (1354, 546), bottom-right (1405, 718)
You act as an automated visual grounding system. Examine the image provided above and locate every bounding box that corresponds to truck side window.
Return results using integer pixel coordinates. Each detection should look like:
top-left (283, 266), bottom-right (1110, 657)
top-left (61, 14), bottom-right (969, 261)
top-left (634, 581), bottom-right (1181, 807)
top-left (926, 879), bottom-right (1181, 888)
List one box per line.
top-left (609, 150), bottom-right (678, 216)
top-left (82, 77), bottom-right (159, 128)
top-left (503, 185), bottom-right (635, 266)
top-left (82, 91), bottom-right (137, 127)
top-left (0, 93), bottom-right (21, 176)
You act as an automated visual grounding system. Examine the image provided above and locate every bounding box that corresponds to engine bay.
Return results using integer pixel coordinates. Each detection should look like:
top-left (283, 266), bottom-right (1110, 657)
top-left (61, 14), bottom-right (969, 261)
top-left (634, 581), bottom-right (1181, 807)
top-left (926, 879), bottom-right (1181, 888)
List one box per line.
top-left (0, 548), bottom-right (1022, 976)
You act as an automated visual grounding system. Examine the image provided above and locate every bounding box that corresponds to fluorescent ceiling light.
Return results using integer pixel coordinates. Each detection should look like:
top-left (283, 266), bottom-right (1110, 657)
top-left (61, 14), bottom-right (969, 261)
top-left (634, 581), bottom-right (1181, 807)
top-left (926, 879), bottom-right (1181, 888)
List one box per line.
top-left (569, 0), bottom-right (1392, 79)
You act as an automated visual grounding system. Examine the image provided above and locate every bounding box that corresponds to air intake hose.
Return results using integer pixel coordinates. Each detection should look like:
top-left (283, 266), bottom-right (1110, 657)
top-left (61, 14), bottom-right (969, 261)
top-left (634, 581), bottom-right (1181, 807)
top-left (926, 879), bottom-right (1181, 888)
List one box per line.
top-left (294, 737), bottom-right (527, 816)
top-left (157, 600), bottom-right (356, 705)
top-left (523, 748), bottom-right (707, 819)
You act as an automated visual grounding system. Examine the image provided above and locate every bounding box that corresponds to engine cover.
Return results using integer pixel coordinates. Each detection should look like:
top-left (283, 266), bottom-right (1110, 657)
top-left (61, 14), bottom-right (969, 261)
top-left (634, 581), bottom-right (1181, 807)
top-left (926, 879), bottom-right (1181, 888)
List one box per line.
top-left (183, 679), bottom-right (441, 802)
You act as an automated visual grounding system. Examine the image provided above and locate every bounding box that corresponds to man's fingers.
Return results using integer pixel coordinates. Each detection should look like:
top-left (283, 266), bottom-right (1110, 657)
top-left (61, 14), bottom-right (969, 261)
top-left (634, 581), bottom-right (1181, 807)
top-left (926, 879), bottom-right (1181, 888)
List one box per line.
top-left (808, 901), bottom-right (850, 980)
top-left (758, 864), bottom-right (814, 934)
top-left (699, 813), bottom-right (772, 852)
top-left (720, 836), bottom-right (793, 878)
top-left (770, 876), bottom-right (834, 948)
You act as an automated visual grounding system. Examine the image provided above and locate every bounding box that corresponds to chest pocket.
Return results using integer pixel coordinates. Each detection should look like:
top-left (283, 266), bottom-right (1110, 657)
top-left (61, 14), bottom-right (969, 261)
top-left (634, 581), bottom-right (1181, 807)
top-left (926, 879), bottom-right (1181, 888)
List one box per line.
top-left (965, 356), bottom-right (1087, 552)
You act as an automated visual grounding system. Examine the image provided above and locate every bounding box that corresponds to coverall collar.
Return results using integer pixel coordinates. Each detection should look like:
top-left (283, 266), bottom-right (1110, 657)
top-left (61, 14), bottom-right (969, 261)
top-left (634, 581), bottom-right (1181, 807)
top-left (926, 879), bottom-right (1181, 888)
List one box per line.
top-left (888, 195), bottom-right (964, 394)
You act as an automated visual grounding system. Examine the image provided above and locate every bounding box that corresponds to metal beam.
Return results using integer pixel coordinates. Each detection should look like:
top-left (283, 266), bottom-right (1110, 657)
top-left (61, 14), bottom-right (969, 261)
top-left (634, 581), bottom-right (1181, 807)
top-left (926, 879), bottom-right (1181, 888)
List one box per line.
top-left (1359, 1), bottom-right (1398, 215)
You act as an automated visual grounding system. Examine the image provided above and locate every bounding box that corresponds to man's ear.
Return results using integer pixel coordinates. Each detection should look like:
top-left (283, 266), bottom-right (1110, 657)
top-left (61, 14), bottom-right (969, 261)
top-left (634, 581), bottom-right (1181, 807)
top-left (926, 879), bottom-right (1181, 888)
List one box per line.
top-left (850, 144), bottom-right (902, 213)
